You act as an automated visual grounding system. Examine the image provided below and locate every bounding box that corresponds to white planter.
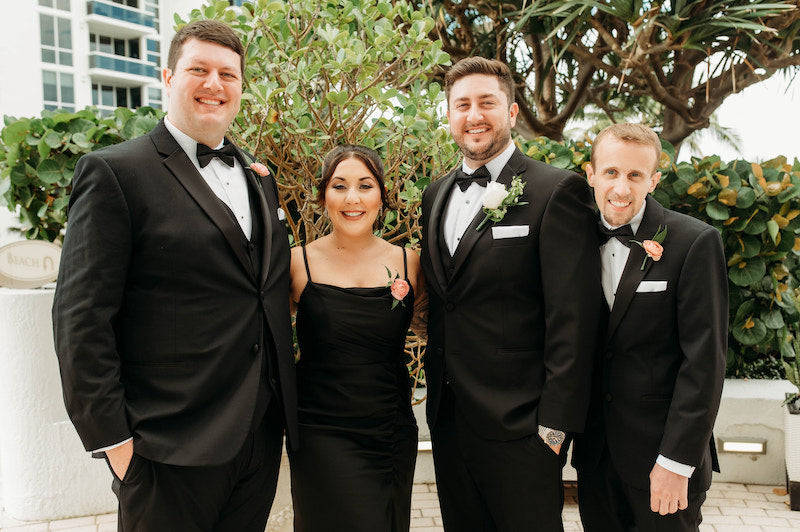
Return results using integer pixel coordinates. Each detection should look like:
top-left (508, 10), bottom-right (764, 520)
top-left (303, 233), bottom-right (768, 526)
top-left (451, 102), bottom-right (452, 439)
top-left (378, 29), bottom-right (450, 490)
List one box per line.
top-left (786, 400), bottom-right (800, 511)
top-left (0, 287), bottom-right (115, 521)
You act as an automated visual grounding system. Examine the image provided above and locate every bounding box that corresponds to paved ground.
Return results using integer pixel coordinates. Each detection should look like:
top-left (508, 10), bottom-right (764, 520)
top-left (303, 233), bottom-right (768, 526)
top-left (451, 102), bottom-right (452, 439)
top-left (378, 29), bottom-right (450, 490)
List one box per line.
top-left (1, 482), bottom-right (797, 531)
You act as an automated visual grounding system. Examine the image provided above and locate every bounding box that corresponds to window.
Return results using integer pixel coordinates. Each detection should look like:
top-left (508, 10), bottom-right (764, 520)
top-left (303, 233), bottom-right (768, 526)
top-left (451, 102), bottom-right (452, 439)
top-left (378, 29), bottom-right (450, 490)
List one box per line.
top-left (93, 83), bottom-right (144, 114)
top-left (111, 0), bottom-right (138, 7)
top-left (90, 33), bottom-right (141, 59)
top-left (39, 0), bottom-right (70, 11)
top-left (40, 14), bottom-right (72, 66)
top-left (148, 87), bottom-right (162, 109)
top-left (43, 71), bottom-right (74, 112)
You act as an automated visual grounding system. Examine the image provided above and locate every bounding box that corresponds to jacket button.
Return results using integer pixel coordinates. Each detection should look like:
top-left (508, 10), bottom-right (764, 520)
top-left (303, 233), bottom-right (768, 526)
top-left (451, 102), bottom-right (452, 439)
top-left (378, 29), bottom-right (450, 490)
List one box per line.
top-left (605, 393), bottom-right (613, 402)
top-left (260, 289), bottom-right (266, 298)
top-left (445, 302), bottom-right (455, 311)
top-left (252, 344), bottom-right (259, 353)
top-left (248, 243), bottom-right (255, 251)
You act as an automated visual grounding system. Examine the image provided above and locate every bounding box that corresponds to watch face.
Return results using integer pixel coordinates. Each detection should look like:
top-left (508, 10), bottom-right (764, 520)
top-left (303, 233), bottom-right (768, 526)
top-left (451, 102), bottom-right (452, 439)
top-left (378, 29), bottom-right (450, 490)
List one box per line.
top-left (545, 431), bottom-right (565, 446)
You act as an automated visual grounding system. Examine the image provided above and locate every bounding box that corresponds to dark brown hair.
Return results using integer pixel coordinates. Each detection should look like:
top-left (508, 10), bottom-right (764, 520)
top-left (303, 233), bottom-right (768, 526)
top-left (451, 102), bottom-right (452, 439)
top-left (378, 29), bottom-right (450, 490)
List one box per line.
top-left (167, 20), bottom-right (245, 75)
top-left (316, 145), bottom-right (389, 209)
top-left (444, 57), bottom-right (515, 108)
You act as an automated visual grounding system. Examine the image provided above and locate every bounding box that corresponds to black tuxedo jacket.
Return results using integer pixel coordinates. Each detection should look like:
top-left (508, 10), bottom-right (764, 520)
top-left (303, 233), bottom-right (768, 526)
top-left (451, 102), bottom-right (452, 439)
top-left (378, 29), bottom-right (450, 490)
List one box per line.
top-left (420, 148), bottom-right (602, 440)
top-left (53, 120), bottom-right (297, 466)
top-left (573, 195), bottom-right (727, 492)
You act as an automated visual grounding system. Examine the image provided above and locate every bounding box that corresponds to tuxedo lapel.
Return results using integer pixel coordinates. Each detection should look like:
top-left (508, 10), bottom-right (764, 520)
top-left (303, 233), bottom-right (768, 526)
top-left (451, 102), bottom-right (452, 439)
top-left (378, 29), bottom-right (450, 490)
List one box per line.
top-left (607, 196), bottom-right (665, 339)
top-left (150, 122), bottom-right (256, 281)
top-left (235, 147), bottom-right (273, 287)
top-left (426, 171), bottom-right (457, 295)
top-left (449, 149), bottom-right (525, 283)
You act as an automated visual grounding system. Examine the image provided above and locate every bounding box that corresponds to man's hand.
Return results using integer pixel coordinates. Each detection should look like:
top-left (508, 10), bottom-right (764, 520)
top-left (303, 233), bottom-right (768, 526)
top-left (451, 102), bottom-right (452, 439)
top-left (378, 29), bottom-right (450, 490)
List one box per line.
top-left (649, 463), bottom-right (688, 515)
top-left (106, 440), bottom-right (134, 480)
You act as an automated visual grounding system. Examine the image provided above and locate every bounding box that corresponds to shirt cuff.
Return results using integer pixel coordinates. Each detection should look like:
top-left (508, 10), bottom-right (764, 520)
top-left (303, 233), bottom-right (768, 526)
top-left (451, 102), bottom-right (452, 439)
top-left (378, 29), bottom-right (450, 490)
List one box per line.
top-left (91, 437), bottom-right (132, 454)
top-left (657, 455), bottom-right (695, 478)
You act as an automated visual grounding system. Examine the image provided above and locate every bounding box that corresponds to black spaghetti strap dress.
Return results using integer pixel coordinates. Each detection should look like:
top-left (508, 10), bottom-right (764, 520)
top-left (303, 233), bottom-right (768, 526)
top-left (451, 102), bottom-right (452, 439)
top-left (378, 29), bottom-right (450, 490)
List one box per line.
top-left (289, 246), bottom-right (418, 531)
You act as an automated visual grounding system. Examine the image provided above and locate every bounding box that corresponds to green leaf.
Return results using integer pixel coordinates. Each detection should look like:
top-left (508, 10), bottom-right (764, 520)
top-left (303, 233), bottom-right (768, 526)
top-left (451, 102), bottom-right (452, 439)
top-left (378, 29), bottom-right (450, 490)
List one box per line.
top-left (2, 120), bottom-right (29, 145)
top-left (732, 317), bottom-right (767, 346)
top-left (736, 187), bottom-right (756, 209)
top-left (705, 202), bottom-right (729, 221)
top-left (36, 159), bottom-right (64, 184)
top-left (767, 219), bottom-right (780, 244)
top-left (762, 309), bottom-right (785, 329)
top-left (43, 130), bottom-right (63, 149)
top-left (729, 258), bottom-right (766, 287)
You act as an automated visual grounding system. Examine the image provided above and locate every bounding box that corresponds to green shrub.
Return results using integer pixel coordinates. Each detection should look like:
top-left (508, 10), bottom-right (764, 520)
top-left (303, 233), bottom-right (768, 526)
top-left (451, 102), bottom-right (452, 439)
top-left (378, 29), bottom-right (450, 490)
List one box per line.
top-left (0, 107), bottom-right (164, 241)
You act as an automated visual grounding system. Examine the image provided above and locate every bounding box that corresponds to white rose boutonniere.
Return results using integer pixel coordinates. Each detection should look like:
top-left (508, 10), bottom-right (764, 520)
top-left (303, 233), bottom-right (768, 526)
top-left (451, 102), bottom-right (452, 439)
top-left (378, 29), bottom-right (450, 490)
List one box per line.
top-left (476, 175), bottom-right (527, 230)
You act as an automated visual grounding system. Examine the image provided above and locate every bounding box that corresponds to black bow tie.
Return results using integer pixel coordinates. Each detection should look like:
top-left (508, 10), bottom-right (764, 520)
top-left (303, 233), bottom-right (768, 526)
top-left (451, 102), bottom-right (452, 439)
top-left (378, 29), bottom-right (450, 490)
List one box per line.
top-left (196, 142), bottom-right (236, 168)
top-left (454, 166), bottom-right (491, 191)
top-left (598, 222), bottom-right (634, 247)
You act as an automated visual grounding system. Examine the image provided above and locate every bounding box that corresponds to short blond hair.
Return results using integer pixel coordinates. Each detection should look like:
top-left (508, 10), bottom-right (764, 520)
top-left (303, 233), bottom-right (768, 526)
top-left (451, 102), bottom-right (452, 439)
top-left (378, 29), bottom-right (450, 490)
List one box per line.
top-left (591, 123), bottom-right (661, 172)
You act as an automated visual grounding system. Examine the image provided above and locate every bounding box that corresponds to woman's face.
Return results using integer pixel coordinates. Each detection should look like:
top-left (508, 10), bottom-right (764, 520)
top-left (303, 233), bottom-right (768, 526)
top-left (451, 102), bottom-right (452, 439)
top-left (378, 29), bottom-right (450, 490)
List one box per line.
top-left (325, 157), bottom-right (383, 236)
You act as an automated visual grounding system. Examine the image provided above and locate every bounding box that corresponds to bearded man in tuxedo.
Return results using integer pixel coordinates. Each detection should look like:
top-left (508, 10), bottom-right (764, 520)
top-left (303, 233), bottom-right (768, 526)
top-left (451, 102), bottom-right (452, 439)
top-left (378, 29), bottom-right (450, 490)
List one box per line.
top-left (53, 19), bottom-right (297, 531)
top-left (420, 56), bottom-right (602, 531)
top-left (573, 123), bottom-right (727, 532)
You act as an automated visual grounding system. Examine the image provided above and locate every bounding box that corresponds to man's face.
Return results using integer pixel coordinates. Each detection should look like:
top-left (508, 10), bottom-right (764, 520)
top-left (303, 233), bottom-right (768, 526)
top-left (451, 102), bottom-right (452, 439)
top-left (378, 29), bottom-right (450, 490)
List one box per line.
top-left (163, 38), bottom-right (242, 147)
top-left (447, 74), bottom-right (518, 168)
top-left (586, 137), bottom-right (661, 227)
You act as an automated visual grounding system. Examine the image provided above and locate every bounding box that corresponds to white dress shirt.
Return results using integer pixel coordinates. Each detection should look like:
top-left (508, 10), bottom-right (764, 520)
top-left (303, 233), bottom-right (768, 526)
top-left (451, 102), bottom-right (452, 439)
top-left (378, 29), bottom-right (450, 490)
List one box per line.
top-left (443, 141), bottom-right (516, 255)
top-left (92, 119), bottom-right (252, 455)
top-left (599, 203), bottom-right (694, 478)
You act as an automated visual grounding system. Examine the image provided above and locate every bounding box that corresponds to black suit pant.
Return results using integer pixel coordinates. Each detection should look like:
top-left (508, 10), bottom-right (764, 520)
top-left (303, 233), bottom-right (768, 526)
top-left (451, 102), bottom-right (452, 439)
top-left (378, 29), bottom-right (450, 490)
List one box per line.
top-left (431, 385), bottom-right (565, 532)
top-left (109, 401), bottom-right (283, 532)
top-left (577, 445), bottom-right (705, 532)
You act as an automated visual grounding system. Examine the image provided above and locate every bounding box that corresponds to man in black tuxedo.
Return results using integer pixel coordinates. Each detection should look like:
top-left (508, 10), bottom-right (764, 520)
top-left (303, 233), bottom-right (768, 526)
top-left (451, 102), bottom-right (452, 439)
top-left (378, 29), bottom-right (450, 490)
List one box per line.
top-left (52, 20), bottom-right (297, 531)
top-left (573, 123), bottom-right (727, 531)
top-left (420, 57), bottom-right (601, 530)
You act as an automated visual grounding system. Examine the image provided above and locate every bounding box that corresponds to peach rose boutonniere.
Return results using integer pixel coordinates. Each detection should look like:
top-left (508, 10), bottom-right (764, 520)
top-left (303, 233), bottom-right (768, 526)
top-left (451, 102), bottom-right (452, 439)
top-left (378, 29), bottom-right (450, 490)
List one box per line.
top-left (632, 225), bottom-right (667, 270)
top-left (249, 162), bottom-right (270, 177)
top-left (385, 266), bottom-right (410, 309)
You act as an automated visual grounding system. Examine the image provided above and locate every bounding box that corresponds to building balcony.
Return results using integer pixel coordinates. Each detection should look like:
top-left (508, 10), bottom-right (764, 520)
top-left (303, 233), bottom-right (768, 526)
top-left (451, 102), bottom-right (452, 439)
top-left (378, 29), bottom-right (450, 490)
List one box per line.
top-left (86, 0), bottom-right (156, 39)
top-left (88, 52), bottom-right (159, 85)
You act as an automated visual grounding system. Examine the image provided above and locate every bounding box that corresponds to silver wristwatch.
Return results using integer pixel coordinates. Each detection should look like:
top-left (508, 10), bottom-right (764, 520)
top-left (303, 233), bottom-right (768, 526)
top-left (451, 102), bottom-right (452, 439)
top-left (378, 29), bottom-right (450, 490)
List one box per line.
top-left (538, 426), bottom-right (566, 446)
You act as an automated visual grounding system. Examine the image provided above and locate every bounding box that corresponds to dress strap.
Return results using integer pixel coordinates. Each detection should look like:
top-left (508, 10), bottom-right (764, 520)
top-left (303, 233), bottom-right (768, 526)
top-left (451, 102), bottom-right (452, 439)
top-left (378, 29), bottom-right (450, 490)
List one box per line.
top-left (402, 247), bottom-right (408, 279)
top-left (301, 246), bottom-right (312, 282)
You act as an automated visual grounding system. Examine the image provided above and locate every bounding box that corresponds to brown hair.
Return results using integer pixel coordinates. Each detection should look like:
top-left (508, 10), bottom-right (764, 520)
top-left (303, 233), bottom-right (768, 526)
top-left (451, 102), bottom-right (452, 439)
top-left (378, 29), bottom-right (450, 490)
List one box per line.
top-left (167, 20), bottom-right (245, 75)
top-left (444, 57), bottom-right (515, 108)
top-left (591, 123), bottom-right (662, 172)
top-left (316, 145), bottom-right (389, 209)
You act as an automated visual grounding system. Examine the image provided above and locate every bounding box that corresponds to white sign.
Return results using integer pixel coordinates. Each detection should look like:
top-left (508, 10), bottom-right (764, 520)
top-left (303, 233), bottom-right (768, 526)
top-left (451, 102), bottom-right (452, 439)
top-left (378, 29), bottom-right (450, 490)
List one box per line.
top-left (0, 241), bottom-right (61, 289)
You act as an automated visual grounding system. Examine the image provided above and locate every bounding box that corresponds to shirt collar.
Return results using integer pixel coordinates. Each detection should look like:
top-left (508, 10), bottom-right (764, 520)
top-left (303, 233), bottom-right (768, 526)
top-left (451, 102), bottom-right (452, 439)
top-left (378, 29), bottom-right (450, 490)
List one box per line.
top-left (600, 199), bottom-right (647, 234)
top-left (164, 117), bottom-right (226, 169)
top-left (461, 140), bottom-right (516, 181)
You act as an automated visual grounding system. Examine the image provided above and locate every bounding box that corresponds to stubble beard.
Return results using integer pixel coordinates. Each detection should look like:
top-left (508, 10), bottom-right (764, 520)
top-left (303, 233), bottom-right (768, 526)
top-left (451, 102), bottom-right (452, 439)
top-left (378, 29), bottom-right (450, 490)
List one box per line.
top-left (455, 126), bottom-right (512, 165)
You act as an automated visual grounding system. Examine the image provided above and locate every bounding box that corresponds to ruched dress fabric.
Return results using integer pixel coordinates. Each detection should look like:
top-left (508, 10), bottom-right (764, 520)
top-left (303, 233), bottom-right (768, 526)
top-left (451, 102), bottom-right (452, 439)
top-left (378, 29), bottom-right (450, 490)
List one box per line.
top-left (289, 247), bottom-right (418, 532)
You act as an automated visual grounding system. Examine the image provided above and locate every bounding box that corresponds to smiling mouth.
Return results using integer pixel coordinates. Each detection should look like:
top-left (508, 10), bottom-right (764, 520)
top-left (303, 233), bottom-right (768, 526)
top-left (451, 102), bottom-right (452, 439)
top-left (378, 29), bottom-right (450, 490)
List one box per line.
top-left (466, 127), bottom-right (489, 135)
top-left (197, 98), bottom-right (223, 106)
top-left (609, 199), bottom-right (631, 209)
top-left (341, 211), bottom-right (365, 218)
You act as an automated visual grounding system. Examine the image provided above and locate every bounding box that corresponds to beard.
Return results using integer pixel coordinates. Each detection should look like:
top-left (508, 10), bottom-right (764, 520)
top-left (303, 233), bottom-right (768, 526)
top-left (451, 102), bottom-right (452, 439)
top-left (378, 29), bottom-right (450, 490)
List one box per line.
top-left (453, 124), bottom-right (512, 164)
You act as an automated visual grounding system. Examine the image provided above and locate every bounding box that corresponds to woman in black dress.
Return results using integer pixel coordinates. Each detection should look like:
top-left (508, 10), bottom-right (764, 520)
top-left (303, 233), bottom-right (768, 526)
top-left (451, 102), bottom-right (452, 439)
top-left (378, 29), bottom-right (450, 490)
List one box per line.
top-left (288, 145), bottom-right (426, 531)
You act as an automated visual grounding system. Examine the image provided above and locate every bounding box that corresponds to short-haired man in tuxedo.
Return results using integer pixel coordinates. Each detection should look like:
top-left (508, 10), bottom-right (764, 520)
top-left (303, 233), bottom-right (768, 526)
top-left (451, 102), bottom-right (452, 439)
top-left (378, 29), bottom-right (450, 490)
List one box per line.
top-left (53, 20), bottom-right (297, 531)
top-left (573, 123), bottom-right (727, 531)
top-left (420, 56), bottom-right (602, 530)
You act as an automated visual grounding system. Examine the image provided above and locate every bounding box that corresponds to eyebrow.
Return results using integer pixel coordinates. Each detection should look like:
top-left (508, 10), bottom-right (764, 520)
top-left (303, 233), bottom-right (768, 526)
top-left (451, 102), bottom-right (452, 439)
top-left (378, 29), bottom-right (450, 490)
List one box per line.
top-left (452, 93), bottom-right (499, 103)
top-left (330, 176), bottom-right (376, 181)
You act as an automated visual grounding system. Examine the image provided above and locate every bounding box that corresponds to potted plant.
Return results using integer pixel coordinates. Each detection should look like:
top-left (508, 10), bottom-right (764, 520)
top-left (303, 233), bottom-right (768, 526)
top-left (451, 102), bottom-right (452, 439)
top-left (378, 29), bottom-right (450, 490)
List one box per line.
top-left (784, 349), bottom-right (800, 511)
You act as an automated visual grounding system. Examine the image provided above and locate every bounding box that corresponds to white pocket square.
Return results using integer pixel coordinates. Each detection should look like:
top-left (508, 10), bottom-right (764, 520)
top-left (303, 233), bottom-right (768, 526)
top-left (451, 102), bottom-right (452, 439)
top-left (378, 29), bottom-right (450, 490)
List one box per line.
top-left (491, 225), bottom-right (529, 239)
top-left (636, 280), bottom-right (667, 293)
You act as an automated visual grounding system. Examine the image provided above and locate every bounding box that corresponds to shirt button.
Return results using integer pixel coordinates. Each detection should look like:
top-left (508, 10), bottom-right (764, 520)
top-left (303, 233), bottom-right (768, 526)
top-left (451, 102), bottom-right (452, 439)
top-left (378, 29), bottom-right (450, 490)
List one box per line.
top-left (252, 344), bottom-right (259, 353)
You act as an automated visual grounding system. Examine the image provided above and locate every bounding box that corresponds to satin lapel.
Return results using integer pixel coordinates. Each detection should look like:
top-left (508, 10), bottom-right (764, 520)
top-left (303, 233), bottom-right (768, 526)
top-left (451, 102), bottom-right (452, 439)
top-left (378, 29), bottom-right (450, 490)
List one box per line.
top-left (607, 196), bottom-right (665, 339)
top-left (152, 124), bottom-right (255, 281)
top-left (236, 147), bottom-right (273, 287)
top-left (448, 157), bottom-right (519, 283)
top-left (427, 171), bottom-right (457, 295)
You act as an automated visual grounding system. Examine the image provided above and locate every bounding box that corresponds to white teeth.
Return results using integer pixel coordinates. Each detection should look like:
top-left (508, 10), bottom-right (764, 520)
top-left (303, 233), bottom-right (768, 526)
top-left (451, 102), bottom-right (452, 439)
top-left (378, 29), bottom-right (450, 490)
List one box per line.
top-left (468, 128), bottom-right (488, 134)
top-left (197, 98), bottom-right (222, 105)
top-left (609, 200), bottom-right (629, 208)
top-left (342, 212), bottom-right (364, 218)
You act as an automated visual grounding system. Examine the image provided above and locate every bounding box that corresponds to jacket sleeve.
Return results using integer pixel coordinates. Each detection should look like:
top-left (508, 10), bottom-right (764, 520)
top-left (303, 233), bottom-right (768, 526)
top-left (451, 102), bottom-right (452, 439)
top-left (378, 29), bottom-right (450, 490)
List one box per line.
top-left (658, 227), bottom-right (727, 466)
top-left (537, 173), bottom-right (602, 433)
top-left (52, 153), bottom-right (133, 451)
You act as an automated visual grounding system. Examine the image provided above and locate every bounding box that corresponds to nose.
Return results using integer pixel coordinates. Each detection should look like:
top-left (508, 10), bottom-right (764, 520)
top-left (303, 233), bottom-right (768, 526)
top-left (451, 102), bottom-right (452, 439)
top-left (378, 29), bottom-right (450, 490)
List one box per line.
top-left (203, 71), bottom-right (223, 91)
top-left (345, 187), bottom-right (359, 204)
top-left (612, 178), bottom-right (631, 197)
top-left (466, 106), bottom-right (483, 123)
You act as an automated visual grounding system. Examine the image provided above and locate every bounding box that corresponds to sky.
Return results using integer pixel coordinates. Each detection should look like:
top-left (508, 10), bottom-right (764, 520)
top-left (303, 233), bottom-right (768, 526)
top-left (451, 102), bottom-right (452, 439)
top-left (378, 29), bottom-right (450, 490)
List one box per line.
top-left (683, 73), bottom-right (800, 163)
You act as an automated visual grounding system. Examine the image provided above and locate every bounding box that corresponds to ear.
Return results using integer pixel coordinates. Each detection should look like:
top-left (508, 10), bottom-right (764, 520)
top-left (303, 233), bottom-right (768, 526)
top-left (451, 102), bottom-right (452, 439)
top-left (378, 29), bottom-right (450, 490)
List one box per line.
top-left (648, 171), bottom-right (661, 193)
top-left (162, 68), bottom-right (173, 92)
top-left (509, 102), bottom-right (519, 128)
top-left (586, 163), bottom-right (596, 188)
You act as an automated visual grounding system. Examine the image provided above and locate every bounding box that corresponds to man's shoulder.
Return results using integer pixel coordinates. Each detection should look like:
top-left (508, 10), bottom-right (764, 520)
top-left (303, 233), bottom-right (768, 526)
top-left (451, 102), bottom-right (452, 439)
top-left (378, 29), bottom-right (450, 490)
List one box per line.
top-left (514, 151), bottom-right (584, 188)
top-left (660, 204), bottom-right (717, 238)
